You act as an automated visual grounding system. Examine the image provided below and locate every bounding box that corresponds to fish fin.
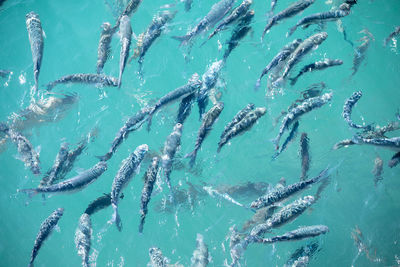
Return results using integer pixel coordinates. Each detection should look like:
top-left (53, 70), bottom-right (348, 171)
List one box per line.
top-left (54, 224), bottom-right (61, 232)
top-left (42, 30), bottom-right (47, 39)
top-left (18, 188), bottom-right (38, 198)
top-left (287, 26), bottom-right (297, 37)
top-left (184, 150), bottom-right (197, 168)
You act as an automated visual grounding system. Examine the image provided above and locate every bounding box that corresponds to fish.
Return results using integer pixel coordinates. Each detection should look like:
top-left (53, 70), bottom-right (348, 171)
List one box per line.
top-left (384, 25), bottom-right (400, 46)
top-left (0, 69), bottom-right (11, 78)
top-left (84, 193), bottom-right (123, 215)
top-left (269, 0), bottom-right (278, 15)
top-left (39, 142), bottom-right (69, 188)
top-left (176, 92), bottom-right (195, 124)
top-left (272, 92), bottom-right (332, 149)
top-left (161, 123), bottom-right (183, 190)
top-left (46, 73), bottom-right (118, 91)
top-left (352, 29), bottom-right (374, 76)
top-left (197, 60), bottom-right (224, 119)
top-left (288, 3), bottom-right (351, 36)
top-left (223, 10), bottom-right (254, 60)
top-left (147, 73), bottom-right (202, 130)
top-left (139, 157), bottom-right (160, 233)
top-left (218, 107), bottom-right (266, 152)
top-left (262, 0), bottom-right (315, 38)
top-left (279, 32), bottom-right (328, 82)
top-left (255, 225), bottom-right (329, 244)
top-left (342, 90), bottom-right (371, 129)
top-left (241, 205), bottom-right (279, 232)
top-left (220, 103), bottom-right (255, 140)
top-left (389, 151), bottom-right (400, 168)
top-left (97, 22), bottom-right (113, 74)
top-left (131, 11), bottom-right (176, 66)
top-left (186, 102), bottom-right (224, 166)
top-left (289, 59), bottom-right (343, 86)
top-left (272, 120), bottom-right (299, 160)
top-left (112, 0), bottom-right (143, 32)
top-left (110, 144), bottom-right (148, 231)
top-left (284, 242), bottom-right (319, 267)
top-left (100, 107), bottom-right (150, 161)
top-left (118, 15), bottom-right (132, 88)
top-left (250, 167), bottom-right (330, 209)
top-left (29, 208), bottom-right (64, 267)
top-left (0, 124), bottom-right (40, 175)
top-left (372, 155), bottom-right (383, 186)
top-left (172, 0), bottom-right (236, 45)
top-left (352, 136), bottom-right (400, 151)
top-left (21, 161), bottom-right (107, 197)
top-left (149, 247), bottom-right (169, 267)
top-left (191, 234), bottom-right (209, 267)
top-left (300, 132), bottom-right (310, 180)
top-left (74, 213), bottom-right (92, 267)
top-left (292, 256), bottom-right (309, 267)
top-left (255, 39), bottom-right (302, 89)
top-left (205, 0), bottom-right (253, 43)
top-left (26, 11), bottom-right (44, 92)
top-left (184, 0), bottom-right (193, 12)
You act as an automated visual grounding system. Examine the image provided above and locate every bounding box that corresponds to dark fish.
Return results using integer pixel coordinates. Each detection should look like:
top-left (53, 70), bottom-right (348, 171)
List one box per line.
top-left (46, 73), bottom-right (118, 91)
top-left (256, 225), bottom-right (329, 243)
top-left (186, 102), bottom-right (224, 166)
top-left (255, 39), bottom-right (302, 89)
top-left (147, 73), bottom-right (202, 130)
top-left (388, 151), bottom-right (400, 168)
top-left (97, 22), bottom-right (113, 74)
top-left (191, 234), bottom-right (209, 267)
top-left (162, 123), bottom-right (183, 190)
top-left (278, 32), bottom-right (328, 82)
top-left (172, 0), bottom-right (236, 45)
top-left (218, 107), bottom-right (266, 152)
top-left (289, 59), bottom-right (343, 86)
top-left (131, 11), bottom-right (176, 65)
top-left (39, 142), bottom-right (69, 188)
top-left (0, 69), bottom-right (11, 78)
top-left (342, 90), bottom-right (370, 129)
top-left (384, 25), bottom-right (400, 46)
top-left (220, 103), bottom-right (255, 139)
top-left (29, 208), bottom-right (64, 267)
top-left (300, 132), bottom-right (310, 180)
top-left (288, 3), bottom-right (351, 36)
top-left (250, 167), bottom-right (329, 209)
top-left (272, 92), bottom-right (332, 149)
top-left (352, 29), bottom-right (374, 76)
top-left (149, 247), bottom-right (169, 267)
top-left (272, 120), bottom-right (299, 160)
top-left (1, 124), bottom-right (40, 175)
top-left (74, 213), bottom-right (91, 267)
top-left (118, 15), bottom-right (132, 88)
top-left (110, 144), bottom-right (148, 231)
top-left (223, 10), bottom-right (254, 60)
top-left (197, 60), bottom-right (224, 119)
top-left (176, 92), bottom-right (195, 124)
top-left (262, 0), bottom-right (315, 38)
top-left (85, 193), bottom-right (112, 215)
top-left (372, 155), bottom-right (383, 186)
top-left (184, 0), bottom-right (193, 12)
top-left (206, 0), bottom-right (253, 43)
top-left (139, 157), bottom-right (160, 233)
top-left (21, 161), bottom-right (107, 196)
top-left (100, 107), bottom-right (150, 161)
top-left (26, 11), bottom-right (44, 92)
top-left (113, 0), bottom-right (143, 31)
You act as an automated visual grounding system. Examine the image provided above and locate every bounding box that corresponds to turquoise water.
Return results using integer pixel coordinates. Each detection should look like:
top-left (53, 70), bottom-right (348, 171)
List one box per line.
top-left (0, 0), bottom-right (400, 266)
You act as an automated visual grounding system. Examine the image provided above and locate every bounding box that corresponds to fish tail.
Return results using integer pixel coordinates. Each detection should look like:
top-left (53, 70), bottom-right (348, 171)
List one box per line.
top-left (109, 204), bottom-right (122, 231)
top-left (217, 143), bottom-right (223, 153)
top-left (138, 215), bottom-right (145, 233)
top-left (146, 114), bottom-right (153, 132)
top-left (184, 150), bottom-right (197, 168)
top-left (96, 153), bottom-right (111, 162)
top-left (288, 26), bottom-right (297, 37)
top-left (171, 35), bottom-right (190, 46)
top-left (289, 77), bottom-right (296, 86)
top-left (117, 72), bottom-right (122, 89)
top-left (269, 137), bottom-right (279, 150)
top-left (254, 79), bottom-right (261, 91)
top-left (18, 188), bottom-right (38, 198)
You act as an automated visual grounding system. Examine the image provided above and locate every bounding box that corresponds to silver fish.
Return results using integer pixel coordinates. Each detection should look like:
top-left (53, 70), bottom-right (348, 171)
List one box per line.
top-left (300, 132), bottom-right (310, 180)
top-left (272, 120), bottom-right (299, 160)
top-left (74, 213), bottom-right (92, 267)
top-left (162, 123), bottom-right (183, 190)
top-left (26, 11), bottom-right (44, 92)
top-left (352, 136), bottom-right (400, 151)
top-left (255, 39), bottom-right (302, 89)
top-left (97, 22), bottom-right (113, 74)
top-left (149, 247), bottom-right (169, 267)
top-left (46, 73), bottom-right (118, 91)
top-left (384, 25), bottom-right (400, 46)
top-left (342, 90), bottom-right (370, 129)
top-left (256, 225), bottom-right (329, 244)
top-left (186, 102), bottom-right (224, 167)
top-left (172, 0), bottom-right (236, 45)
top-left (110, 144), bottom-right (148, 231)
top-left (262, 0), bottom-right (315, 38)
top-left (352, 29), bottom-right (374, 76)
top-left (139, 157), bottom-right (160, 233)
top-left (288, 3), bottom-right (351, 36)
top-left (218, 107), bottom-right (266, 152)
top-left (39, 142), bottom-right (69, 188)
top-left (29, 208), bottom-right (64, 267)
top-left (272, 92), bottom-right (332, 149)
top-left (113, 0), bottom-right (143, 31)
top-left (118, 15), bottom-right (132, 88)
top-left (372, 155), bottom-right (383, 186)
top-left (197, 60), bottom-right (224, 119)
top-left (220, 103), bottom-right (255, 140)
top-left (289, 58), bottom-right (343, 86)
top-left (21, 161), bottom-right (107, 196)
top-left (250, 168), bottom-right (329, 209)
top-left (191, 234), bottom-right (209, 267)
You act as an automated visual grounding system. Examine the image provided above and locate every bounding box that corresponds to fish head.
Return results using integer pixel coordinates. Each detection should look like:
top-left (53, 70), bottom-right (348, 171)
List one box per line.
top-left (255, 107), bottom-right (267, 116)
top-left (56, 208), bottom-right (65, 216)
top-left (26, 11), bottom-right (39, 21)
top-left (322, 92), bottom-right (333, 102)
top-left (245, 0), bottom-right (253, 5)
top-left (135, 144), bottom-right (149, 158)
top-left (149, 247), bottom-right (162, 256)
top-left (216, 102), bottom-right (224, 111)
top-left (174, 123), bottom-right (183, 133)
top-left (314, 32), bottom-right (328, 44)
top-left (96, 161), bottom-right (108, 171)
top-left (303, 195), bottom-right (315, 204)
top-left (101, 22), bottom-right (112, 33)
top-left (319, 225), bottom-right (330, 233)
top-left (339, 3), bottom-right (351, 11)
